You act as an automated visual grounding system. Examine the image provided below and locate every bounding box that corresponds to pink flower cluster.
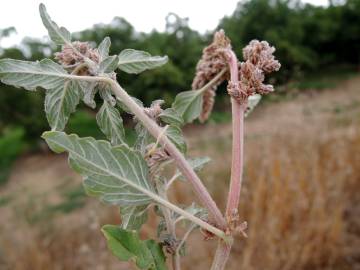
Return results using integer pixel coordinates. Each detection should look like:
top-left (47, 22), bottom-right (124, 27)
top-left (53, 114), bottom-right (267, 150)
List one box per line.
top-left (192, 30), bottom-right (230, 122)
top-left (233, 40), bottom-right (281, 103)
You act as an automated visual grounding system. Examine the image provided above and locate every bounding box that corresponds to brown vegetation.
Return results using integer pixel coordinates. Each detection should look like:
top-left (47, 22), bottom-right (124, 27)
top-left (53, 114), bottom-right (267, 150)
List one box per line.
top-left (1, 76), bottom-right (359, 270)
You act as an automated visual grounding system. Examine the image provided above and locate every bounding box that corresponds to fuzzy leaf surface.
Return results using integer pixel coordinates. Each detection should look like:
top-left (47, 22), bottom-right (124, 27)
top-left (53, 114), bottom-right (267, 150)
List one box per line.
top-left (99, 87), bottom-right (116, 106)
top-left (118, 49), bottom-right (168, 74)
top-left (98, 37), bottom-right (111, 60)
top-left (245, 94), bottom-right (261, 117)
top-left (172, 90), bottom-right (203, 123)
top-left (0, 59), bottom-right (68, 91)
top-left (166, 125), bottom-right (187, 153)
top-left (39, 4), bottom-right (71, 45)
top-left (96, 101), bottom-right (125, 145)
top-left (79, 81), bottom-right (98, 109)
top-left (45, 80), bottom-right (81, 131)
top-left (99, 55), bottom-right (119, 73)
top-left (159, 108), bottom-right (184, 127)
top-left (42, 131), bottom-right (154, 206)
top-left (120, 205), bottom-right (148, 231)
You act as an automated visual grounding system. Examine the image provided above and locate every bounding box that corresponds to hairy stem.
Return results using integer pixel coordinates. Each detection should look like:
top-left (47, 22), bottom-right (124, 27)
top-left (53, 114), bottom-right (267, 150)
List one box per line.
top-left (226, 51), bottom-right (245, 216)
top-left (211, 49), bottom-right (245, 270)
top-left (156, 181), bottom-right (180, 270)
top-left (101, 78), bottom-right (227, 230)
top-left (210, 240), bottom-right (233, 270)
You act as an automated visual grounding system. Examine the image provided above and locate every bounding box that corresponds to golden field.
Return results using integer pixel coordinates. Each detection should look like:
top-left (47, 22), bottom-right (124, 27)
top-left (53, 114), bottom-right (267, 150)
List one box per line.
top-left (0, 76), bottom-right (359, 270)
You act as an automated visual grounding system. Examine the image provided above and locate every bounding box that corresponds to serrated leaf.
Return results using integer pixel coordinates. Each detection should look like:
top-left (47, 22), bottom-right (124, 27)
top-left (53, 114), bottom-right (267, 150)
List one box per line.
top-left (173, 157), bottom-right (211, 181)
top-left (98, 37), bottom-right (111, 60)
top-left (166, 125), bottom-right (187, 154)
top-left (159, 108), bottom-right (184, 127)
top-left (96, 101), bottom-right (126, 145)
top-left (145, 240), bottom-right (167, 270)
top-left (120, 205), bottom-right (148, 231)
top-left (39, 3), bottom-right (71, 45)
top-left (172, 90), bottom-right (203, 123)
top-left (101, 225), bottom-right (155, 269)
top-left (245, 94), bottom-right (261, 117)
top-left (42, 131), bottom-right (155, 206)
top-left (45, 80), bottom-right (81, 131)
top-left (118, 49), bottom-right (168, 74)
top-left (99, 55), bottom-right (119, 73)
top-left (0, 58), bottom-right (68, 91)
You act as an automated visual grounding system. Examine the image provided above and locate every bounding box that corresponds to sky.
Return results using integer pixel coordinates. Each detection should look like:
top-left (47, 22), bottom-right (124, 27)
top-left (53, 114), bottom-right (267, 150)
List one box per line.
top-left (0, 0), bottom-right (328, 47)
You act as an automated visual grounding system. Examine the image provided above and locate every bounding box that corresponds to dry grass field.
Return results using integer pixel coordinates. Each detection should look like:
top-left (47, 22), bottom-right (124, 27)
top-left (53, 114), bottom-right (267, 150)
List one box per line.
top-left (0, 76), bottom-right (359, 270)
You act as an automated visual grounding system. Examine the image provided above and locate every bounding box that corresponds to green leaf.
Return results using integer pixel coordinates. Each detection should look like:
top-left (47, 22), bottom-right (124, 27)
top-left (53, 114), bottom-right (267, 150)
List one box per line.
top-left (145, 240), bottom-right (167, 270)
top-left (101, 225), bottom-right (155, 269)
top-left (120, 205), bottom-right (148, 231)
top-left (118, 49), bottom-right (168, 74)
top-left (0, 59), bottom-right (68, 91)
top-left (174, 157), bottom-right (211, 181)
top-left (166, 125), bottom-right (187, 154)
top-left (39, 3), bottom-right (71, 45)
top-left (159, 108), bottom-right (184, 127)
top-left (98, 36), bottom-right (111, 60)
top-left (45, 80), bottom-right (81, 131)
top-left (172, 90), bottom-right (203, 123)
top-left (42, 131), bottom-right (155, 206)
top-left (99, 55), bottom-right (119, 73)
top-left (245, 94), bottom-right (261, 117)
top-left (96, 101), bottom-right (126, 145)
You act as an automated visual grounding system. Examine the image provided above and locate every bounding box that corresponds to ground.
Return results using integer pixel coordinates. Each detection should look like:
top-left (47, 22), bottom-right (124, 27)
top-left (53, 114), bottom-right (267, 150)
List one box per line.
top-left (1, 75), bottom-right (359, 270)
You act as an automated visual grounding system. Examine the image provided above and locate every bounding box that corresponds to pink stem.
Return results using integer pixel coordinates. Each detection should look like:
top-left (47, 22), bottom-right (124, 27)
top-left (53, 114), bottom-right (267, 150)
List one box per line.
top-left (211, 49), bottom-right (246, 270)
top-left (226, 50), bottom-right (245, 218)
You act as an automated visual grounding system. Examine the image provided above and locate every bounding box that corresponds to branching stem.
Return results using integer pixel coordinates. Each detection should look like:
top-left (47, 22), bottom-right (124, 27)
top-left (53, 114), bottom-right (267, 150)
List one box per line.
top-left (103, 78), bottom-right (227, 230)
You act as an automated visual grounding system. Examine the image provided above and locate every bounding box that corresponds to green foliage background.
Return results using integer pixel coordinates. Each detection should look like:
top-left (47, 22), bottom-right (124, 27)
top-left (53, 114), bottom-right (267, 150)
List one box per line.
top-left (1, 0), bottom-right (360, 142)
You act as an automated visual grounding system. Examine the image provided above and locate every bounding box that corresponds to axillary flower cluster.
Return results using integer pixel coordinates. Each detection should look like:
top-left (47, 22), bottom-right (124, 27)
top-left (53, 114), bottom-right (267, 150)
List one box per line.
top-left (55, 41), bottom-right (100, 66)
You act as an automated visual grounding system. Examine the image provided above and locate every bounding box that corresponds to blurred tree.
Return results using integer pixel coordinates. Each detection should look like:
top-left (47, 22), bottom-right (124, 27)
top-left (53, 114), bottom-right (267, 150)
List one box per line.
top-left (1, 0), bottom-right (360, 142)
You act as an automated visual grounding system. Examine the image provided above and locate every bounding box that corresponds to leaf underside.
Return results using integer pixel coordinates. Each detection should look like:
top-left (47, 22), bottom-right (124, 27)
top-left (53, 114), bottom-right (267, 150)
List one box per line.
top-left (0, 58), bottom-right (67, 91)
top-left (42, 131), bottom-right (154, 206)
top-left (39, 3), bottom-right (71, 45)
top-left (118, 49), bottom-right (168, 74)
top-left (96, 100), bottom-right (126, 145)
top-left (120, 204), bottom-right (149, 231)
top-left (45, 80), bottom-right (81, 131)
